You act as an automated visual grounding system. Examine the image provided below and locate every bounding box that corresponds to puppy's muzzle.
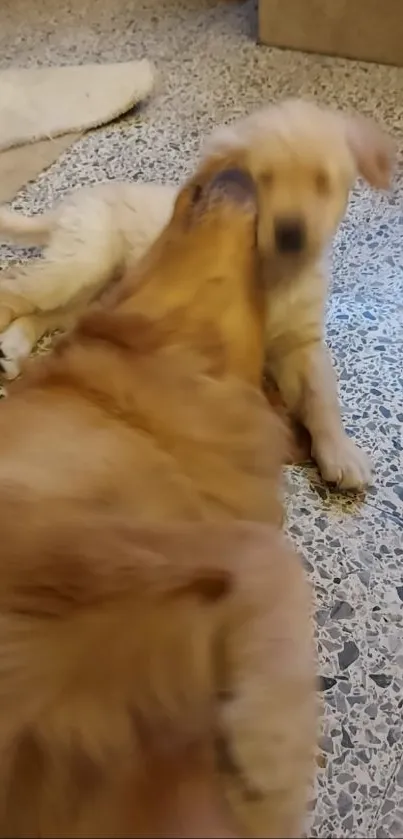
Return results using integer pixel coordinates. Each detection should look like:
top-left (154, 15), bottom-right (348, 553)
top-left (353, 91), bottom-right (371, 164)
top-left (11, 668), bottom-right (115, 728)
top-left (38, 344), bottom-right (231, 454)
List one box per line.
top-left (274, 217), bottom-right (306, 254)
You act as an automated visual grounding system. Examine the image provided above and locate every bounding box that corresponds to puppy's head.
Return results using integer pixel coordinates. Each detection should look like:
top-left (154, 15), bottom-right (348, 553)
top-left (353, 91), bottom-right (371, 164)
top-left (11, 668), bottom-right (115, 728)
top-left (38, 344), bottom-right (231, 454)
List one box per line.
top-left (203, 99), bottom-right (396, 273)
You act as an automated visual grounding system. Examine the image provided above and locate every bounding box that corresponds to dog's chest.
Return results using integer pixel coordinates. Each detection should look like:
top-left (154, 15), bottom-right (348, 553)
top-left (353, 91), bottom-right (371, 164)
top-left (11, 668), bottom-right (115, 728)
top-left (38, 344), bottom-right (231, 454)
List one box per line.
top-left (264, 268), bottom-right (326, 357)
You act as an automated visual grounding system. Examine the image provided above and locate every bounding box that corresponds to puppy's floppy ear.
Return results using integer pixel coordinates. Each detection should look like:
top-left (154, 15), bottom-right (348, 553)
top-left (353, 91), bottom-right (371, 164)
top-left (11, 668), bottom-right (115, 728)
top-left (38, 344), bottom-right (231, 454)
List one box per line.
top-left (202, 124), bottom-right (246, 160)
top-left (344, 114), bottom-right (396, 189)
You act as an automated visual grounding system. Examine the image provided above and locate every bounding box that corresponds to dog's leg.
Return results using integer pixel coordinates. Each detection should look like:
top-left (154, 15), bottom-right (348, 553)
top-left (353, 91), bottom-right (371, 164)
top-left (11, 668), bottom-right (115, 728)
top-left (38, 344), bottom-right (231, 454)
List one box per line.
top-left (0, 311), bottom-right (74, 380)
top-left (269, 340), bottom-right (372, 490)
top-left (0, 245), bottom-right (117, 319)
top-left (0, 286), bottom-right (36, 331)
top-left (0, 195), bottom-right (121, 328)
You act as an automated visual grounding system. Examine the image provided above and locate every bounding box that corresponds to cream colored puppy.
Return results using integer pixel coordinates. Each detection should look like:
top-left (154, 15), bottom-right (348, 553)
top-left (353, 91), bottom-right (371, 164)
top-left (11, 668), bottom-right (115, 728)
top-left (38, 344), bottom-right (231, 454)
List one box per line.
top-left (203, 100), bottom-right (395, 490)
top-left (0, 99), bottom-right (395, 489)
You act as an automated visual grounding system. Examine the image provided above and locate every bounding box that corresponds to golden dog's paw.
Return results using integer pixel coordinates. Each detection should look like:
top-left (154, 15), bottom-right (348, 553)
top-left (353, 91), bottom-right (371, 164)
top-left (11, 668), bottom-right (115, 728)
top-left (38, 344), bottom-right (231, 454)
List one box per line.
top-left (313, 434), bottom-right (372, 491)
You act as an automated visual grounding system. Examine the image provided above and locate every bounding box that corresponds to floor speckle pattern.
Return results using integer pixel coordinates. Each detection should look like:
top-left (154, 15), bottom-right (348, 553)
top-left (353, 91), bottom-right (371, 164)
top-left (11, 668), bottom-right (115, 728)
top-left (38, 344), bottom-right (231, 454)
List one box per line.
top-left (0, 1), bottom-right (402, 835)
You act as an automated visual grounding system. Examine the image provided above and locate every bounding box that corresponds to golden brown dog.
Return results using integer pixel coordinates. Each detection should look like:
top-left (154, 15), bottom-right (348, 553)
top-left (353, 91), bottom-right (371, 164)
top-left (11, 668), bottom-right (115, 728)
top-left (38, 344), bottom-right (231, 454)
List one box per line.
top-left (0, 163), bottom-right (316, 836)
top-left (0, 100), bottom-right (395, 492)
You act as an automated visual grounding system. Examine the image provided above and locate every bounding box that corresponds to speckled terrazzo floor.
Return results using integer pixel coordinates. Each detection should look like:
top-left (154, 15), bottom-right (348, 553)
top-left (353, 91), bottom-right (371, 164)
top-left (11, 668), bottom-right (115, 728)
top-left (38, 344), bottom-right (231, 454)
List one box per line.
top-left (0, 1), bottom-right (402, 836)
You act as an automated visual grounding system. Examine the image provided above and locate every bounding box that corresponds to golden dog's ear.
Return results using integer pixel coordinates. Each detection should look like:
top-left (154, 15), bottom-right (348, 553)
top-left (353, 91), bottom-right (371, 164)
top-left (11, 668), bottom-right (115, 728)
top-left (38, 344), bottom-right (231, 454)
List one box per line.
top-left (344, 114), bottom-right (396, 189)
top-left (196, 166), bottom-right (257, 208)
top-left (175, 162), bottom-right (257, 224)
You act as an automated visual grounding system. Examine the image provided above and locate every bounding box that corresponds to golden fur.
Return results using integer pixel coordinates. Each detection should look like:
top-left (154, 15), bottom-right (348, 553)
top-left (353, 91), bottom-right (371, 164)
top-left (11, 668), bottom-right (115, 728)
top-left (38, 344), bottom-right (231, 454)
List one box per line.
top-left (0, 100), bottom-right (395, 489)
top-left (0, 162), bottom-right (316, 836)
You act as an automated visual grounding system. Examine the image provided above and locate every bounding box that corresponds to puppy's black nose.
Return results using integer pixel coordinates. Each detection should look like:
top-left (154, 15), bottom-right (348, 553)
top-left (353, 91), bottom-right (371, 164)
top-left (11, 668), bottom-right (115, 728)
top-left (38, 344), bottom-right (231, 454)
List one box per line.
top-left (274, 218), bottom-right (306, 254)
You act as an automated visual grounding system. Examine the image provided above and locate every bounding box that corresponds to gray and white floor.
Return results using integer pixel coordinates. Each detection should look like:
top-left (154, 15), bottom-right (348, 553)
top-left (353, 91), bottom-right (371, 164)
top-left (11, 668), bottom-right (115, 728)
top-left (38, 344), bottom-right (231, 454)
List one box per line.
top-left (0, 1), bottom-right (402, 835)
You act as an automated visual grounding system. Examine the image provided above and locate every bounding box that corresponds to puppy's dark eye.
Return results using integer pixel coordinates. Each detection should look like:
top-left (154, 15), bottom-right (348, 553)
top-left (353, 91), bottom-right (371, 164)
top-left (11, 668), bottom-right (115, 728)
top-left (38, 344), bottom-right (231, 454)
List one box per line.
top-left (261, 171), bottom-right (274, 187)
top-left (315, 171), bottom-right (330, 195)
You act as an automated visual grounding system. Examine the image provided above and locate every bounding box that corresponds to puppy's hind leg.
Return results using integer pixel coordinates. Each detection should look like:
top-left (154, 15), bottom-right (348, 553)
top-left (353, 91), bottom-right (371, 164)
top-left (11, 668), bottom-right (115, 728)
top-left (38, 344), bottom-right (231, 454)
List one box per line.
top-left (0, 286), bottom-right (36, 332)
top-left (0, 205), bottom-right (53, 247)
top-left (0, 194), bottom-right (123, 317)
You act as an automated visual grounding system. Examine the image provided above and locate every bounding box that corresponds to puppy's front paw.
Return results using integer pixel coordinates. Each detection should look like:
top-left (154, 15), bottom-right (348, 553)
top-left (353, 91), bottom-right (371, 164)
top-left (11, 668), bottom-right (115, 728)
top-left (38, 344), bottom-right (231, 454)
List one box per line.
top-left (313, 433), bottom-right (372, 491)
top-left (0, 322), bottom-right (31, 380)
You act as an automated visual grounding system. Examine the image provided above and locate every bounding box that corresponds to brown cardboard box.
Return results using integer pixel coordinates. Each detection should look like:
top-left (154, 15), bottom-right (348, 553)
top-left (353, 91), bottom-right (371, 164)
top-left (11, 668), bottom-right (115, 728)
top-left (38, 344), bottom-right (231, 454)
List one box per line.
top-left (259, 0), bottom-right (403, 67)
